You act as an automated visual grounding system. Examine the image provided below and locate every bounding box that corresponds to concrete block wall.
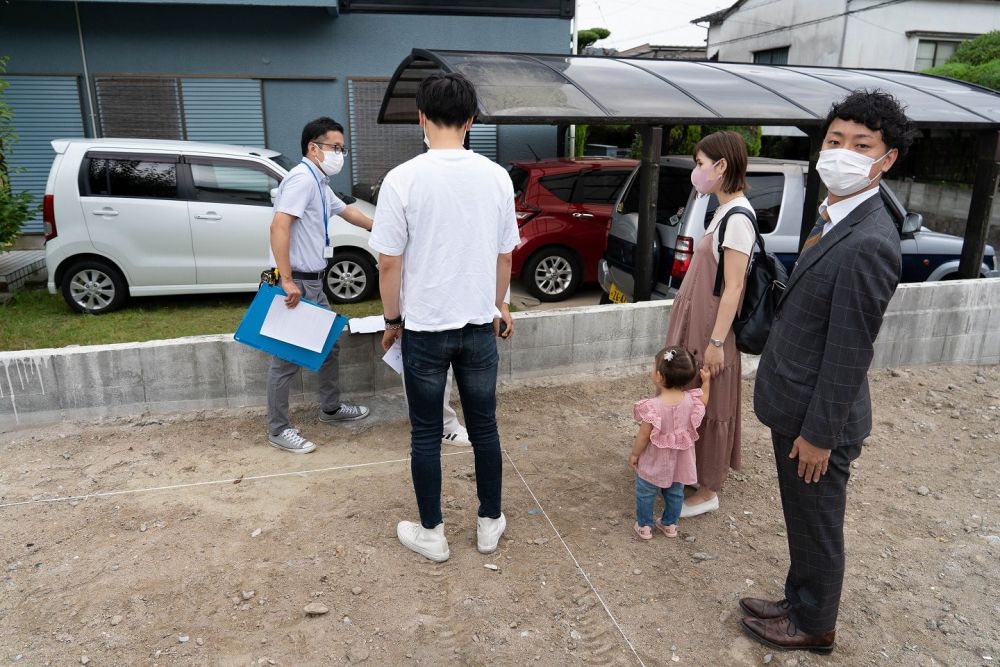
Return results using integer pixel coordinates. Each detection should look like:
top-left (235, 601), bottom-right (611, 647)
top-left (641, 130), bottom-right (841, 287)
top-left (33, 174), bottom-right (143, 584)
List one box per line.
top-left (2, 279), bottom-right (998, 432)
top-left (873, 277), bottom-right (1000, 368)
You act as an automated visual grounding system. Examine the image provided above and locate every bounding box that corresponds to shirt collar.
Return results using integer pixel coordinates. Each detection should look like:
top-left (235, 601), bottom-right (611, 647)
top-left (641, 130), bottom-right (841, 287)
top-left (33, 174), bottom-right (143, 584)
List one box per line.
top-left (301, 157), bottom-right (325, 180)
top-left (819, 187), bottom-right (880, 228)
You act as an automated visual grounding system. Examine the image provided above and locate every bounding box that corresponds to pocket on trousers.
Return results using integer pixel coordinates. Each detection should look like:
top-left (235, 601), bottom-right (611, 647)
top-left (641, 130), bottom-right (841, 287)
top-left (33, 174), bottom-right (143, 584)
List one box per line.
top-left (469, 325), bottom-right (499, 370)
top-left (402, 330), bottom-right (445, 374)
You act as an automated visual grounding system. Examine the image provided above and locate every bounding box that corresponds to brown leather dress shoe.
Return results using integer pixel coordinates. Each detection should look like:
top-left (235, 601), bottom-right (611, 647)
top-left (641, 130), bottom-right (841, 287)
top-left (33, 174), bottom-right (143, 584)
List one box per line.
top-left (741, 615), bottom-right (835, 654)
top-left (739, 597), bottom-right (792, 620)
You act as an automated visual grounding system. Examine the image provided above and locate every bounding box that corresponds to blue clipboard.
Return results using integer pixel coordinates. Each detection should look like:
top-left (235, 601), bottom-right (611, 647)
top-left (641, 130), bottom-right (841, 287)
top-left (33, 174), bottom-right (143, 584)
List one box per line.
top-left (234, 282), bottom-right (349, 373)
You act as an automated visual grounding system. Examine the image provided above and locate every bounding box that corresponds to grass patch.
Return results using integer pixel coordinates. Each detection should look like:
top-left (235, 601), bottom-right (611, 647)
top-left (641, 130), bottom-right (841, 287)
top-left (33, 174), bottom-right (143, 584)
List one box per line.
top-left (0, 289), bottom-right (383, 351)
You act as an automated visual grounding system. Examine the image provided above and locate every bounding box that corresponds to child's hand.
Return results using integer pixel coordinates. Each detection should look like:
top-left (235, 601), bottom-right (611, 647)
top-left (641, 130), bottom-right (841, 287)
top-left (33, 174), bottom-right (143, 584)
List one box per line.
top-left (628, 454), bottom-right (639, 470)
top-left (700, 368), bottom-right (712, 385)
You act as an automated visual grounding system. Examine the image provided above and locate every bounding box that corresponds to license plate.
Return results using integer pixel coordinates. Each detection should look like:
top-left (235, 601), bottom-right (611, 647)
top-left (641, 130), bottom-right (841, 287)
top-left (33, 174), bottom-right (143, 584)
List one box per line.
top-left (608, 283), bottom-right (629, 304)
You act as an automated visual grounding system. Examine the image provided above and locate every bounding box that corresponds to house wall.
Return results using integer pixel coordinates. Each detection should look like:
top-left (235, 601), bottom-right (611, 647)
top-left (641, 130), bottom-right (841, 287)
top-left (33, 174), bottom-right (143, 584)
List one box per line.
top-left (0, 1), bottom-right (568, 200)
top-left (705, 0), bottom-right (998, 70)
top-left (704, 0), bottom-right (847, 65)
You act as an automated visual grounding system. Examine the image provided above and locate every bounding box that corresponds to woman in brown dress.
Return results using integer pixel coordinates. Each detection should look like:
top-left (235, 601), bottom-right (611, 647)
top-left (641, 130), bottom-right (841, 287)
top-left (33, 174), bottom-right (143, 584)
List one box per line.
top-left (666, 131), bottom-right (756, 518)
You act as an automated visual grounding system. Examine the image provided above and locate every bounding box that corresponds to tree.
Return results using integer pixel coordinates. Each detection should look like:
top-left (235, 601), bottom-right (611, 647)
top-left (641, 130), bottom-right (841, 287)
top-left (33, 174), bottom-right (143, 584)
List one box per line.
top-left (924, 31), bottom-right (1000, 91)
top-left (628, 125), bottom-right (762, 159)
top-left (577, 27), bottom-right (611, 52)
top-left (0, 56), bottom-right (36, 251)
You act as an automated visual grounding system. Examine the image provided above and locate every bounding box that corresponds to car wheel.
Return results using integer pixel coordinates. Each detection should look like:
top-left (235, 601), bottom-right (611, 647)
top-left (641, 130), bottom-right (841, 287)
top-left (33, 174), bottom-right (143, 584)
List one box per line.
top-left (523, 247), bottom-right (582, 302)
top-left (61, 259), bottom-right (128, 314)
top-left (324, 250), bottom-right (377, 304)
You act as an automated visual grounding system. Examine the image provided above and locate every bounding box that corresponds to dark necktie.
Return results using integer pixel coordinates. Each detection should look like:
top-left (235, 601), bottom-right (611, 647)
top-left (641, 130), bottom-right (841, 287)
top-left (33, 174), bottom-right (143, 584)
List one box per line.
top-left (801, 208), bottom-right (831, 253)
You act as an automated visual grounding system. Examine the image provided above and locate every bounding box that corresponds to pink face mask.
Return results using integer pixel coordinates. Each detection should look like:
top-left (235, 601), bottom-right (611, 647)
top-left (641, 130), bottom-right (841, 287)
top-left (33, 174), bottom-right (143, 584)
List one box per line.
top-left (690, 159), bottom-right (721, 196)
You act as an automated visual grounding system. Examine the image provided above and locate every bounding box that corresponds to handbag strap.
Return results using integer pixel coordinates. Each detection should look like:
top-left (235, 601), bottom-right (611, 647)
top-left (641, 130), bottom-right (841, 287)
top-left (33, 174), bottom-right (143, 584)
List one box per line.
top-left (713, 206), bottom-right (760, 298)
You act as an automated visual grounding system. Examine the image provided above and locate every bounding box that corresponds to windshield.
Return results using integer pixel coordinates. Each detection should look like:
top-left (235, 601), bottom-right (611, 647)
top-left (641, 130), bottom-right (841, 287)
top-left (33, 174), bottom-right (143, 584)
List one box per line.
top-left (269, 154), bottom-right (299, 173)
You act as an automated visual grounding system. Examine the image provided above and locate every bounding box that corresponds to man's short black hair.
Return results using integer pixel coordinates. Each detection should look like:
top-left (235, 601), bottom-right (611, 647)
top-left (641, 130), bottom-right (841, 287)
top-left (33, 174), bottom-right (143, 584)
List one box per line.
top-left (821, 89), bottom-right (916, 157)
top-left (301, 117), bottom-right (345, 156)
top-left (416, 73), bottom-right (478, 128)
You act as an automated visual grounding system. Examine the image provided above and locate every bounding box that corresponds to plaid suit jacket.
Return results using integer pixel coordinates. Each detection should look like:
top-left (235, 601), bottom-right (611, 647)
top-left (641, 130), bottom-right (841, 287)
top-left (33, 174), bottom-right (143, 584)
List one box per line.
top-left (753, 193), bottom-right (901, 448)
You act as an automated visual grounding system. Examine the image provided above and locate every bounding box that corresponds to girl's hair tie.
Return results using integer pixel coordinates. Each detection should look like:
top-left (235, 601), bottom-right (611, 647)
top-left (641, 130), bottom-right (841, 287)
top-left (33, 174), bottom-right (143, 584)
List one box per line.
top-left (664, 350), bottom-right (676, 362)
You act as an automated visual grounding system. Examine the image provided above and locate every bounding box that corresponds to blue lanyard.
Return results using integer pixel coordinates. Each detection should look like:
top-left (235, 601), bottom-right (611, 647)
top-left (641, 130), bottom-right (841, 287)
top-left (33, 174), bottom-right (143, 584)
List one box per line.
top-left (302, 159), bottom-right (330, 248)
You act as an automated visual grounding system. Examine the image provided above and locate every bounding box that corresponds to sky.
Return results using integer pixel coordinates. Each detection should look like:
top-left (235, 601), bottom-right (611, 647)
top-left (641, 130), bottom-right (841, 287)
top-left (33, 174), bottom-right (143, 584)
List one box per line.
top-left (575, 0), bottom-right (736, 51)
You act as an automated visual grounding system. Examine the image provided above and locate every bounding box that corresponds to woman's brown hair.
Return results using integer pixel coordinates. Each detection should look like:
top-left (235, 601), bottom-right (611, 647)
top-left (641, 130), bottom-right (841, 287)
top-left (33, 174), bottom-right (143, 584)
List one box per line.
top-left (692, 130), bottom-right (749, 194)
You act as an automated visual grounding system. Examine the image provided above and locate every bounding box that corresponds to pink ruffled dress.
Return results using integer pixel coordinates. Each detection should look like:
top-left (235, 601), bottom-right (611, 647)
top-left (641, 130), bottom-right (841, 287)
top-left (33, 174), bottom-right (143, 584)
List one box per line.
top-left (633, 389), bottom-right (706, 488)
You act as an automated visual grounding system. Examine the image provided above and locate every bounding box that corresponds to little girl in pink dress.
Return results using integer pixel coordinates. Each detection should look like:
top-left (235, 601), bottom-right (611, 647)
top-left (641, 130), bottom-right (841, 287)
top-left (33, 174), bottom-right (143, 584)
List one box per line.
top-left (629, 346), bottom-right (711, 540)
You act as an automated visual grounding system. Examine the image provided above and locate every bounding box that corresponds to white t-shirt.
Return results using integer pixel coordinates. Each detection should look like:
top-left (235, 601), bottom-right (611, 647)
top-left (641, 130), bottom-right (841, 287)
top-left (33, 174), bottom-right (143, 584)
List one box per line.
top-left (369, 149), bottom-right (519, 332)
top-left (705, 195), bottom-right (756, 262)
top-left (270, 160), bottom-right (347, 273)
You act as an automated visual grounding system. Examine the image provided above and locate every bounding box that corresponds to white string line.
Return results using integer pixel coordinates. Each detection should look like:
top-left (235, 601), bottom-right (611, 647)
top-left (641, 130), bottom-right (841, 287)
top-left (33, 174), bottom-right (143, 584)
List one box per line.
top-left (3, 444), bottom-right (644, 662)
top-left (0, 451), bottom-right (474, 509)
top-left (503, 450), bottom-right (647, 667)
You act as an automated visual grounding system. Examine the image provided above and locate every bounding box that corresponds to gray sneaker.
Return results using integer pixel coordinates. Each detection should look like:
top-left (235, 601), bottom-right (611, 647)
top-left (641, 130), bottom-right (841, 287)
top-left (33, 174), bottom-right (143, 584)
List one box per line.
top-left (319, 403), bottom-right (370, 423)
top-left (268, 428), bottom-right (316, 454)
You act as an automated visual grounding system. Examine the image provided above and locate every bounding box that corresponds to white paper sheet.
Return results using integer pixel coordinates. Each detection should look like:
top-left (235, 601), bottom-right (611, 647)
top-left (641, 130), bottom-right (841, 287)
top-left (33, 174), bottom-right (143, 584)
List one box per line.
top-left (259, 295), bottom-right (337, 353)
top-left (348, 315), bottom-right (386, 334)
top-left (382, 339), bottom-right (404, 375)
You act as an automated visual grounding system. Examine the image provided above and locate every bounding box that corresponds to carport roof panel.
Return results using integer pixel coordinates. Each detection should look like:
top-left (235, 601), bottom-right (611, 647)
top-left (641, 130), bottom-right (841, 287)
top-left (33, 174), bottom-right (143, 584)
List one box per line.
top-left (783, 66), bottom-right (997, 125)
top-left (379, 49), bottom-right (1000, 128)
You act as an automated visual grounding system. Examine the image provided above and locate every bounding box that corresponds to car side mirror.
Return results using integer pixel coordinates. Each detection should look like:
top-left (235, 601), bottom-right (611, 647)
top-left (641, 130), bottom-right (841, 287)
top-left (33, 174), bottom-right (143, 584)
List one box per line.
top-left (337, 191), bottom-right (357, 205)
top-left (902, 212), bottom-right (923, 234)
top-left (270, 187), bottom-right (279, 202)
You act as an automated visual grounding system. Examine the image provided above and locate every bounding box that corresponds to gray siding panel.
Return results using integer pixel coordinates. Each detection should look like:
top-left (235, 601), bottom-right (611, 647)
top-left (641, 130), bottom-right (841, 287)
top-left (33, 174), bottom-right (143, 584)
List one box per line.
top-left (181, 78), bottom-right (265, 146)
top-left (5, 76), bottom-right (85, 234)
top-left (470, 124), bottom-right (497, 161)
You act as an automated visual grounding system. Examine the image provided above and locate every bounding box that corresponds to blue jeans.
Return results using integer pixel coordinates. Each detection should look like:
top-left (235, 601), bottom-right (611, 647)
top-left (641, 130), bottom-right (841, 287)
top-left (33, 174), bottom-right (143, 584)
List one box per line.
top-left (402, 323), bottom-right (502, 529)
top-left (635, 475), bottom-right (684, 528)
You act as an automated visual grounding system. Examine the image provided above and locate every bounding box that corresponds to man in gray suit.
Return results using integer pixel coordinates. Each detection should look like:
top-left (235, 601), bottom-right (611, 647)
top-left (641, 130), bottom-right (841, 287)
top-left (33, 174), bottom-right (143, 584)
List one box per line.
top-left (742, 90), bottom-right (913, 653)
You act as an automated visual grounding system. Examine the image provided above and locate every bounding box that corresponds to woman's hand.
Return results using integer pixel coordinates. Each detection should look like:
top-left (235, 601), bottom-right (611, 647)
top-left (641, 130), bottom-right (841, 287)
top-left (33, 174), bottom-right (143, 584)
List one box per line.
top-left (703, 344), bottom-right (724, 377)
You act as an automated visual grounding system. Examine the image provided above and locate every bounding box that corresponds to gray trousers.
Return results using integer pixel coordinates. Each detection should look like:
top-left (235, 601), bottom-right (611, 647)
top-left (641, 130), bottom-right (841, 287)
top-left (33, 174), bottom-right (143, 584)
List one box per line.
top-left (266, 279), bottom-right (341, 435)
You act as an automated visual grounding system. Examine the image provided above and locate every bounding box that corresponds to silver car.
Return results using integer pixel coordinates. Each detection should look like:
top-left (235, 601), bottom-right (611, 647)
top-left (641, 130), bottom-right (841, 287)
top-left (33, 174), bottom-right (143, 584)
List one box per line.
top-left (599, 156), bottom-right (997, 303)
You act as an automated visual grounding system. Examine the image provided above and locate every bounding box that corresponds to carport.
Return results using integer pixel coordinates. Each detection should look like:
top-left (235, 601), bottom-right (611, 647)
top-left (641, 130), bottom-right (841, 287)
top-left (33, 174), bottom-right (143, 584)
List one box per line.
top-left (379, 49), bottom-right (1000, 300)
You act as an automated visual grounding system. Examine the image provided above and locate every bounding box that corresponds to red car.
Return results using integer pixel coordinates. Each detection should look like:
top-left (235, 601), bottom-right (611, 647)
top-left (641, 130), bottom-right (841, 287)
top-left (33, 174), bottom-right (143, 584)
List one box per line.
top-left (509, 158), bottom-right (637, 301)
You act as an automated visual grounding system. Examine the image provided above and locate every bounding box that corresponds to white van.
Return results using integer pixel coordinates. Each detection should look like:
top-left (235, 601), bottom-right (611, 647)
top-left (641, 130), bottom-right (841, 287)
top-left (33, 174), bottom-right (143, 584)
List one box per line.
top-left (43, 138), bottom-right (378, 314)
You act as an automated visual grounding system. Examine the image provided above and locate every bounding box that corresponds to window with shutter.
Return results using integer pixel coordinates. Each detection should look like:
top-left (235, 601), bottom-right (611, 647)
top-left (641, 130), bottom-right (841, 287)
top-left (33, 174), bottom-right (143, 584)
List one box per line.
top-left (348, 78), bottom-right (423, 192)
top-left (95, 77), bottom-right (183, 140)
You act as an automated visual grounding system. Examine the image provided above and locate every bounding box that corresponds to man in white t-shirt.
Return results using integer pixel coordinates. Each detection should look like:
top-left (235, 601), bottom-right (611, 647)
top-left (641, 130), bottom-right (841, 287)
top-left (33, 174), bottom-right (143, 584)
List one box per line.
top-left (370, 73), bottom-right (519, 563)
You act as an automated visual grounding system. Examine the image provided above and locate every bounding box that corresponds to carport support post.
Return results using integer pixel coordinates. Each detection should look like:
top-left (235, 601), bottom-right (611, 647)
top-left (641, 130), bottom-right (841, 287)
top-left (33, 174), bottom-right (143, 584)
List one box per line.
top-left (634, 125), bottom-right (662, 302)
top-left (958, 130), bottom-right (1000, 279)
top-left (799, 127), bottom-right (825, 249)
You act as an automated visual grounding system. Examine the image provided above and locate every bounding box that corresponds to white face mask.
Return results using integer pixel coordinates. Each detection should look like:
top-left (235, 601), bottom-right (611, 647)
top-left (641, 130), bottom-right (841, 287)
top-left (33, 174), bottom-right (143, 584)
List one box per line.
top-left (816, 148), bottom-right (891, 197)
top-left (318, 148), bottom-right (344, 176)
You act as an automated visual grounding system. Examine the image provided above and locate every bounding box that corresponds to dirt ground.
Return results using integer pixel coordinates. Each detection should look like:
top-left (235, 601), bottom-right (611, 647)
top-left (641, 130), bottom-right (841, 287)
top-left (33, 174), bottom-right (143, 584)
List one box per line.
top-left (1, 364), bottom-right (998, 667)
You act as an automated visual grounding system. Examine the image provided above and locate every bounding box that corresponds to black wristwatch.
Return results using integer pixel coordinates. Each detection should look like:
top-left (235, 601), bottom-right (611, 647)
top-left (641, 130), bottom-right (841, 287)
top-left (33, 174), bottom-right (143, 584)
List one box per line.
top-left (384, 314), bottom-right (403, 330)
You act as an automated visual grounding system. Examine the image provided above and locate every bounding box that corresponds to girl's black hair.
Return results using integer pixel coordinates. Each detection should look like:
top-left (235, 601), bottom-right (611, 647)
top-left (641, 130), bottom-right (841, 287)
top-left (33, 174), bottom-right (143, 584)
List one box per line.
top-left (656, 346), bottom-right (698, 389)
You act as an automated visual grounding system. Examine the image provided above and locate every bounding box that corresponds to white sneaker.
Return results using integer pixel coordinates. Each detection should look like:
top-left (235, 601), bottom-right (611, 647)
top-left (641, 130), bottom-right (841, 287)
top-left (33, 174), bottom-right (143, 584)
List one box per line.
top-left (268, 428), bottom-right (316, 454)
top-left (397, 521), bottom-right (449, 562)
top-left (442, 426), bottom-right (471, 446)
top-left (679, 495), bottom-right (719, 518)
top-left (476, 512), bottom-right (507, 554)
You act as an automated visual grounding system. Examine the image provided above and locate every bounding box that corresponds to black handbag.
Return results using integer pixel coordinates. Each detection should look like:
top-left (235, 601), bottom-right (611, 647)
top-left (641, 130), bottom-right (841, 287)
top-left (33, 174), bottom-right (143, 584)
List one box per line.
top-left (712, 207), bottom-right (788, 355)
